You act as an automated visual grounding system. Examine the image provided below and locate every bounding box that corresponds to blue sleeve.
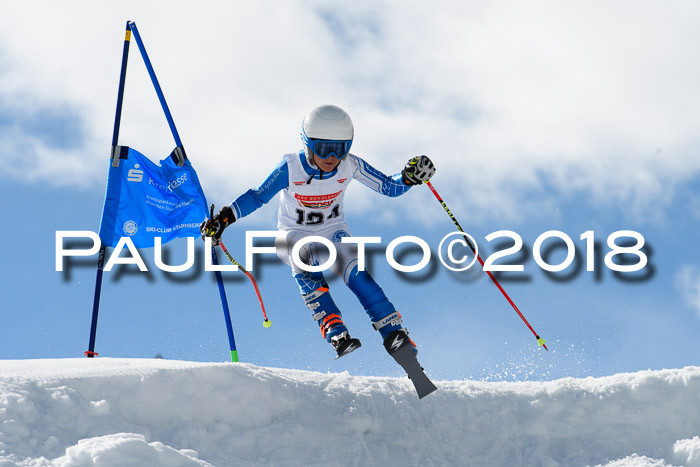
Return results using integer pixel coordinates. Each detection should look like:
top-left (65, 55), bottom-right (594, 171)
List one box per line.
top-left (350, 154), bottom-right (411, 197)
top-left (230, 158), bottom-right (289, 220)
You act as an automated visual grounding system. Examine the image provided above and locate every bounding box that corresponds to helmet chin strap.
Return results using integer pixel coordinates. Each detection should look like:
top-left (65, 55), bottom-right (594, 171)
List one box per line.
top-left (307, 167), bottom-right (322, 184)
top-left (305, 147), bottom-right (320, 184)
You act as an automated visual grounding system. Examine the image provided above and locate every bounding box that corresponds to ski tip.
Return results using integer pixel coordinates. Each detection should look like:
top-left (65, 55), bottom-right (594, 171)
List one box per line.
top-left (418, 385), bottom-right (438, 399)
top-left (263, 319), bottom-right (272, 328)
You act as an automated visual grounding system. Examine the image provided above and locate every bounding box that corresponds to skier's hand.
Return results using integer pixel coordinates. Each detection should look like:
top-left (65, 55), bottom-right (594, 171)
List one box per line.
top-left (402, 155), bottom-right (435, 186)
top-left (200, 204), bottom-right (235, 246)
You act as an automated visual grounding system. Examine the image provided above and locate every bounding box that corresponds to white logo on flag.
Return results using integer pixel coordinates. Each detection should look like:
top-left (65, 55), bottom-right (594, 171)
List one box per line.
top-left (123, 220), bottom-right (138, 236)
top-left (127, 164), bottom-right (144, 182)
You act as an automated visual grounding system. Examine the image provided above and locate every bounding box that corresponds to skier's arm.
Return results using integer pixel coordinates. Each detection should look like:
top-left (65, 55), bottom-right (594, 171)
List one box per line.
top-left (230, 158), bottom-right (289, 220)
top-left (200, 158), bottom-right (289, 243)
top-left (350, 154), bottom-right (413, 197)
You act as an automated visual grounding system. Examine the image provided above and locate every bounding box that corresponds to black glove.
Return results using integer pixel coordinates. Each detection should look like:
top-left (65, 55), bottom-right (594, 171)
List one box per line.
top-left (402, 155), bottom-right (436, 186)
top-left (200, 204), bottom-right (235, 246)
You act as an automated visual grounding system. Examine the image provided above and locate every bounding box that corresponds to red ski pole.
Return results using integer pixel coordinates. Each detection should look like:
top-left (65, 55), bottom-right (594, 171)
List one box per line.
top-left (204, 204), bottom-right (270, 328)
top-left (219, 240), bottom-right (271, 328)
top-left (425, 181), bottom-right (548, 350)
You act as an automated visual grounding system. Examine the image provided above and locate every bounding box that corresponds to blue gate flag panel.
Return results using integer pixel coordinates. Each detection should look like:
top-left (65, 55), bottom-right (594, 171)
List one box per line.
top-left (98, 147), bottom-right (207, 248)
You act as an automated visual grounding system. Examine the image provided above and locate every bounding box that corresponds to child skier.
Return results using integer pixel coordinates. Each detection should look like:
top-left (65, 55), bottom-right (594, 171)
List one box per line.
top-left (201, 105), bottom-right (435, 360)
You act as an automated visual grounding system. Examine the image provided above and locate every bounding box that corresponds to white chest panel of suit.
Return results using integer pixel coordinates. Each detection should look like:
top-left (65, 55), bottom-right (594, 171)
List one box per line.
top-left (277, 152), bottom-right (354, 232)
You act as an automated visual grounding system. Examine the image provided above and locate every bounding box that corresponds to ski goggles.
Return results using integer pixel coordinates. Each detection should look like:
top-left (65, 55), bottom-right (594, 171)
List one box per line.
top-left (305, 138), bottom-right (352, 160)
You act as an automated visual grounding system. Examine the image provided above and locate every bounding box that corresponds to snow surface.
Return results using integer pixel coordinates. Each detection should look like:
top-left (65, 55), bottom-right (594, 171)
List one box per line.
top-left (0, 359), bottom-right (699, 467)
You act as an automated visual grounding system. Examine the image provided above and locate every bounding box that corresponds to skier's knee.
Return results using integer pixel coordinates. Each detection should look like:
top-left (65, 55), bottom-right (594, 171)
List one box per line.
top-left (294, 271), bottom-right (327, 295)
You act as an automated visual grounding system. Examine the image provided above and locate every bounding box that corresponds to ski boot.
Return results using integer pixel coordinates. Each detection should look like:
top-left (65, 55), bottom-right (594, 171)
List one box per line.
top-left (372, 311), bottom-right (417, 355)
top-left (304, 286), bottom-right (361, 359)
top-left (383, 329), bottom-right (437, 399)
top-left (332, 331), bottom-right (362, 359)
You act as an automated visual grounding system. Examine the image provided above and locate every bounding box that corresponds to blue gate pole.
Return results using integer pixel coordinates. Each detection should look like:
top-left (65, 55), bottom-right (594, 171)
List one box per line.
top-left (127, 22), bottom-right (183, 147)
top-left (87, 21), bottom-right (132, 358)
top-left (212, 248), bottom-right (239, 362)
top-left (127, 21), bottom-right (239, 361)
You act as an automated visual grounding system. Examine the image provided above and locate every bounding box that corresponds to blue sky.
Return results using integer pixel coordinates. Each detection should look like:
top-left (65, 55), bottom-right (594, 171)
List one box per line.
top-left (2, 1), bottom-right (700, 381)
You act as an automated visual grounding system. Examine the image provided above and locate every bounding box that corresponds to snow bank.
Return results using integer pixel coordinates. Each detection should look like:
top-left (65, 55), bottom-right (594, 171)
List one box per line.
top-left (1, 359), bottom-right (699, 466)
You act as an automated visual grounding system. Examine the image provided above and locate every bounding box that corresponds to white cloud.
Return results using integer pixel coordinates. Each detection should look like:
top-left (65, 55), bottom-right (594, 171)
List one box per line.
top-left (676, 266), bottom-right (700, 319)
top-left (1, 1), bottom-right (700, 222)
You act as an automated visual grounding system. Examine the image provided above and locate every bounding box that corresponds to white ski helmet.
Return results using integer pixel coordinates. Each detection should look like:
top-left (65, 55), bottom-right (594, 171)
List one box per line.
top-left (301, 105), bottom-right (354, 161)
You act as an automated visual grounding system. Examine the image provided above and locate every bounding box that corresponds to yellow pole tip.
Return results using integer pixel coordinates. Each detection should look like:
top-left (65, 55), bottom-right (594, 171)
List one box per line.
top-left (263, 320), bottom-right (272, 328)
top-left (537, 338), bottom-right (546, 346)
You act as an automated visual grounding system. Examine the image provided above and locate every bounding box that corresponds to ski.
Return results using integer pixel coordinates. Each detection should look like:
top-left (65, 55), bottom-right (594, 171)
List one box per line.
top-left (383, 330), bottom-right (438, 399)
